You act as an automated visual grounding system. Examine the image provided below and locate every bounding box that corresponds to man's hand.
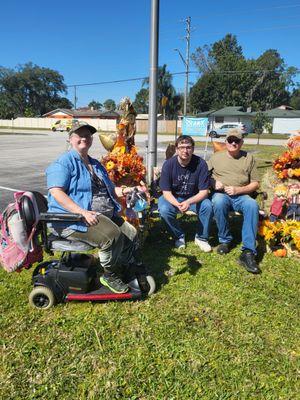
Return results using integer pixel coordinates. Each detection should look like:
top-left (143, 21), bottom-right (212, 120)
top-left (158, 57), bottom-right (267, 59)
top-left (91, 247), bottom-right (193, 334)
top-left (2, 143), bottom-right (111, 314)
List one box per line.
top-left (215, 180), bottom-right (224, 191)
top-left (224, 186), bottom-right (238, 196)
top-left (178, 200), bottom-right (190, 213)
top-left (81, 210), bottom-right (100, 226)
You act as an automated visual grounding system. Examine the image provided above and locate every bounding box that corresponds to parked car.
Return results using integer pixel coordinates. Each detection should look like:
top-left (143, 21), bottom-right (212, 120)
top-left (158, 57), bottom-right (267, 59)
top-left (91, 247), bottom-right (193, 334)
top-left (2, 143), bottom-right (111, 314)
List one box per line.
top-left (209, 123), bottom-right (248, 138)
top-left (51, 119), bottom-right (77, 132)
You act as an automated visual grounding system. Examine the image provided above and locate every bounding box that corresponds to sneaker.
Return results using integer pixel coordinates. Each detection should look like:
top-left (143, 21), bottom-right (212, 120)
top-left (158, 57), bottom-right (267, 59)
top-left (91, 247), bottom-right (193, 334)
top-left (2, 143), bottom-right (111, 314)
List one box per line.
top-left (175, 236), bottom-right (186, 249)
top-left (100, 273), bottom-right (129, 293)
top-left (217, 243), bottom-right (232, 255)
top-left (194, 237), bottom-right (212, 252)
top-left (238, 250), bottom-right (261, 274)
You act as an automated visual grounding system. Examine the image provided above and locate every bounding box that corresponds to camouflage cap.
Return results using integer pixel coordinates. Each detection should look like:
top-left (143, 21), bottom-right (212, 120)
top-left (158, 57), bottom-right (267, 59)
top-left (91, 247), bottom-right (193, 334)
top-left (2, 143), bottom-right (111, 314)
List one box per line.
top-left (225, 128), bottom-right (243, 140)
top-left (68, 121), bottom-right (97, 136)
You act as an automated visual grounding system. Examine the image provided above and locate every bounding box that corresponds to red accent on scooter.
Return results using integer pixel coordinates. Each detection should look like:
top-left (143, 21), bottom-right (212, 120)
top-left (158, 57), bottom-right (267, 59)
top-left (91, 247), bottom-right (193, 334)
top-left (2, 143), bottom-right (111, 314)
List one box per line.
top-left (66, 292), bottom-right (134, 301)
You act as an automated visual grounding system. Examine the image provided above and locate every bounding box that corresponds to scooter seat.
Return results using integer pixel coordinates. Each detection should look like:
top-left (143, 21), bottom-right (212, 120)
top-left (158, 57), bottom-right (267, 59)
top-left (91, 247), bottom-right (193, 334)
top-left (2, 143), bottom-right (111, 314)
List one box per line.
top-left (48, 235), bottom-right (94, 252)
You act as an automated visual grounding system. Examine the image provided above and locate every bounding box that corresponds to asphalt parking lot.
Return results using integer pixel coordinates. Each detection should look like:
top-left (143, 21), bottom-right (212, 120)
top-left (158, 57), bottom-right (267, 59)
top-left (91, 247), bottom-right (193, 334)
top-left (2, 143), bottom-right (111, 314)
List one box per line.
top-left (0, 131), bottom-right (183, 211)
top-left (0, 130), bottom-right (284, 211)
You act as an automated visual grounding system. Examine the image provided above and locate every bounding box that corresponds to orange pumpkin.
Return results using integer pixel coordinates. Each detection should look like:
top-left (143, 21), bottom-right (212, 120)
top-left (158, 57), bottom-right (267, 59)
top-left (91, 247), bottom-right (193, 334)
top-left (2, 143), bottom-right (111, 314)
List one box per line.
top-left (273, 248), bottom-right (287, 257)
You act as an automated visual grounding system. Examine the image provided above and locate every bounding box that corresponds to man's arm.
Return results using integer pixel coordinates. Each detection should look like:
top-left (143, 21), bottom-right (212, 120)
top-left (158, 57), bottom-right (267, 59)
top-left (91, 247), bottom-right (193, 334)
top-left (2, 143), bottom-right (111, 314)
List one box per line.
top-left (162, 191), bottom-right (181, 208)
top-left (179, 189), bottom-right (209, 212)
top-left (224, 181), bottom-right (260, 196)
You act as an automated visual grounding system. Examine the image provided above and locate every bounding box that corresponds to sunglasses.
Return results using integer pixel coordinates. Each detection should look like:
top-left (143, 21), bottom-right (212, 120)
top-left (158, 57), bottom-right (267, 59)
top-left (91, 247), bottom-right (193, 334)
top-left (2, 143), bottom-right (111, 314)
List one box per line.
top-left (226, 136), bottom-right (242, 144)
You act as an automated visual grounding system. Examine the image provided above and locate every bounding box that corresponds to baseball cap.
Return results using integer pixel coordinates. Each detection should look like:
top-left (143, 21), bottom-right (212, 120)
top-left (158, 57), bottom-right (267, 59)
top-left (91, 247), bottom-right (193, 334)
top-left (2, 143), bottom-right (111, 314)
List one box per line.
top-left (225, 128), bottom-right (243, 140)
top-left (68, 121), bottom-right (97, 136)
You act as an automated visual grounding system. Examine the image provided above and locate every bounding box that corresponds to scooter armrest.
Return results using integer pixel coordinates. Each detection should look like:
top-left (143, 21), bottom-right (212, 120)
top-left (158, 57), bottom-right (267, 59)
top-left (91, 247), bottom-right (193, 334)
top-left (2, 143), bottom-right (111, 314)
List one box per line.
top-left (39, 212), bottom-right (84, 222)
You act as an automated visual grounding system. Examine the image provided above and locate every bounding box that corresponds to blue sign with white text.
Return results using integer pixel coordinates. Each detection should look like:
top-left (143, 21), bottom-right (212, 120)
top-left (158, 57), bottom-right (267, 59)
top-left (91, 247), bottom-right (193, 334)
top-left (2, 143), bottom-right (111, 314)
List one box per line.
top-left (182, 117), bottom-right (208, 136)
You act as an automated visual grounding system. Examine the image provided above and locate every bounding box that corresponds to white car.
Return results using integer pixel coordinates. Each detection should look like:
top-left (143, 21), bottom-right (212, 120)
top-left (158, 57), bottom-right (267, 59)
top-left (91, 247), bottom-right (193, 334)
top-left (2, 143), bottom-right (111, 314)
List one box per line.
top-left (209, 123), bottom-right (247, 138)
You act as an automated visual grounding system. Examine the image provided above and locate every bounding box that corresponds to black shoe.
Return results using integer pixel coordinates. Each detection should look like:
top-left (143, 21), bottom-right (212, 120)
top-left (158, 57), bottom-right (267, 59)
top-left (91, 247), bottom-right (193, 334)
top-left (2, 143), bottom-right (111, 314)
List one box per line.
top-left (238, 250), bottom-right (261, 274)
top-left (217, 243), bottom-right (232, 255)
top-left (100, 273), bottom-right (129, 293)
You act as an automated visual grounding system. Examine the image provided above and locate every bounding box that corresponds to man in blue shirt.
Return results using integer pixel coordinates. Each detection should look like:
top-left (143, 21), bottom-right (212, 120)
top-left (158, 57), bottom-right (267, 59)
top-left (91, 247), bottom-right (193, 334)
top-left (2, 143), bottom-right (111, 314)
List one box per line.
top-left (158, 135), bottom-right (213, 251)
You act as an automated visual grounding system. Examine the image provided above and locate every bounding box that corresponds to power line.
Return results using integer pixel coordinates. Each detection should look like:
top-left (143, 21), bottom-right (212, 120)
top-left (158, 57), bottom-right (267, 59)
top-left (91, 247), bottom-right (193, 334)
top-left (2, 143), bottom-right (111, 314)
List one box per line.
top-left (195, 23), bottom-right (300, 38)
top-left (67, 76), bottom-right (148, 88)
top-left (192, 3), bottom-right (300, 20)
top-left (67, 68), bottom-right (300, 88)
top-left (160, 4), bottom-right (300, 34)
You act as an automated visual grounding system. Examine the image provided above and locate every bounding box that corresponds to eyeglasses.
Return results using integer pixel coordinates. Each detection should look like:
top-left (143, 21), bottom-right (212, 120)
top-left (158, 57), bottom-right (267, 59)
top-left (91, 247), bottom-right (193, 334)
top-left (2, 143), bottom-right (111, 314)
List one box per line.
top-left (177, 145), bottom-right (193, 151)
top-left (226, 136), bottom-right (241, 144)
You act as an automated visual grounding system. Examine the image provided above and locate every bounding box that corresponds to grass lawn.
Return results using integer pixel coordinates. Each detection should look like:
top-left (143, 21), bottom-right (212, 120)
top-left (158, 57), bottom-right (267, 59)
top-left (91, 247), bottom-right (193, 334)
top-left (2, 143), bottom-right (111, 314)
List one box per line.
top-left (0, 145), bottom-right (299, 399)
top-left (245, 133), bottom-right (290, 140)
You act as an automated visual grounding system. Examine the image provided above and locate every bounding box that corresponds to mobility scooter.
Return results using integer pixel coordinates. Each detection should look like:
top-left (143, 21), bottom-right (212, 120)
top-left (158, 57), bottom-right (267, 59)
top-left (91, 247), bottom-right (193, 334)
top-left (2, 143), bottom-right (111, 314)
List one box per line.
top-left (18, 191), bottom-right (156, 310)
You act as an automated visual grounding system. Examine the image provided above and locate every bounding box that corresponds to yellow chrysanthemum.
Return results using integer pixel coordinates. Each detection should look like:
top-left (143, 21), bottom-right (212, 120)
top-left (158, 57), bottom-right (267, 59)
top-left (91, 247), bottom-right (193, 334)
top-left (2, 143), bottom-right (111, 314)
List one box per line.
top-left (106, 161), bottom-right (115, 171)
top-left (264, 230), bottom-right (276, 241)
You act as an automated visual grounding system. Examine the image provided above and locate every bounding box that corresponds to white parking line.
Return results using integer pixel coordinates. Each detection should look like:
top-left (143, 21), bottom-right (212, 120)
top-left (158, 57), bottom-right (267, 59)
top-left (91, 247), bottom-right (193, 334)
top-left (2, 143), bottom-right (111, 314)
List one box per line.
top-left (0, 185), bottom-right (22, 192)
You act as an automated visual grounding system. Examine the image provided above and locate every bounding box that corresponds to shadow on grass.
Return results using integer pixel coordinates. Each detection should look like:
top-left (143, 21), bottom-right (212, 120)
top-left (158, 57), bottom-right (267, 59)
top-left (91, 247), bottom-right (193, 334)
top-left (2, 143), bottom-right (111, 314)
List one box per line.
top-left (142, 217), bottom-right (204, 292)
top-left (143, 212), bottom-right (269, 291)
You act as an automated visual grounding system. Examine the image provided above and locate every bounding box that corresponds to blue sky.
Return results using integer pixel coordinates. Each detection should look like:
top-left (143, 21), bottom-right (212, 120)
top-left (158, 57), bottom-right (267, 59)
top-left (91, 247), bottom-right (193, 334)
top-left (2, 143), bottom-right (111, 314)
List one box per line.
top-left (1, 0), bottom-right (299, 108)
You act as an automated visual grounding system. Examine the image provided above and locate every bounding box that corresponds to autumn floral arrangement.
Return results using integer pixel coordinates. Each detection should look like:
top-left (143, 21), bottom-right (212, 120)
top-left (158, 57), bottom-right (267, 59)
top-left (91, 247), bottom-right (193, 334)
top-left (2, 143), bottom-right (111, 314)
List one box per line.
top-left (99, 98), bottom-right (149, 232)
top-left (100, 97), bottom-right (146, 186)
top-left (102, 138), bottom-right (146, 185)
top-left (259, 133), bottom-right (300, 257)
top-left (273, 135), bottom-right (300, 180)
top-left (259, 219), bottom-right (300, 257)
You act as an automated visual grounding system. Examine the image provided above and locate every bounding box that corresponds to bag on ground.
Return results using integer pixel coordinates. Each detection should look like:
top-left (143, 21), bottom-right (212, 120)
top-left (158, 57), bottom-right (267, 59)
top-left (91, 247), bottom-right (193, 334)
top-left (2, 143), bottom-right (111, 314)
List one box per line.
top-left (0, 191), bottom-right (44, 272)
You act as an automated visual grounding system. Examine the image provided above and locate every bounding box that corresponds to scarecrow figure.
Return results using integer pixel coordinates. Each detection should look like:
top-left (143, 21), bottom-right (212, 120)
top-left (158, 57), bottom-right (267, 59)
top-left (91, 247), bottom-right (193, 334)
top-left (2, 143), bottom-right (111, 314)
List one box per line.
top-left (269, 184), bottom-right (288, 221)
top-left (286, 183), bottom-right (300, 221)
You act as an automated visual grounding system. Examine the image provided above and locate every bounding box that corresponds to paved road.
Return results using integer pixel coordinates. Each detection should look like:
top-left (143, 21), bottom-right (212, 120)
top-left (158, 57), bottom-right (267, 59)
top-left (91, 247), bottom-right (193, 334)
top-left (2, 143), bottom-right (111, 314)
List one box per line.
top-left (0, 131), bottom-right (175, 210)
top-left (0, 130), bottom-right (285, 211)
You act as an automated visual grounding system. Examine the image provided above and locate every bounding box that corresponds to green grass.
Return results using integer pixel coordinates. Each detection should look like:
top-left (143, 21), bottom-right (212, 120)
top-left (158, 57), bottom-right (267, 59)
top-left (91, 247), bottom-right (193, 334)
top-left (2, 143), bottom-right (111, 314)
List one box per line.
top-left (0, 144), bottom-right (299, 399)
top-left (1, 222), bottom-right (299, 399)
top-left (245, 133), bottom-right (290, 140)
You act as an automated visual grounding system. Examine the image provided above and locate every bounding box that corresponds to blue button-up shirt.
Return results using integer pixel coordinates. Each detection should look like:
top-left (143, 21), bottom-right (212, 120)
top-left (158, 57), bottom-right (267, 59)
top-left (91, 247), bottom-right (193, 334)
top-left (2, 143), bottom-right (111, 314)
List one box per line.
top-left (46, 149), bottom-right (121, 232)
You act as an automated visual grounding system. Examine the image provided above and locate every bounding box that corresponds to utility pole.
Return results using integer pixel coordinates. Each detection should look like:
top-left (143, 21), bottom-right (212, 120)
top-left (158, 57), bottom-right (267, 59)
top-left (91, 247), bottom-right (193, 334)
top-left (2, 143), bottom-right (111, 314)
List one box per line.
top-left (147, 0), bottom-right (159, 184)
top-left (174, 16), bottom-right (191, 116)
top-left (74, 85), bottom-right (77, 109)
top-left (185, 16), bottom-right (191, 116)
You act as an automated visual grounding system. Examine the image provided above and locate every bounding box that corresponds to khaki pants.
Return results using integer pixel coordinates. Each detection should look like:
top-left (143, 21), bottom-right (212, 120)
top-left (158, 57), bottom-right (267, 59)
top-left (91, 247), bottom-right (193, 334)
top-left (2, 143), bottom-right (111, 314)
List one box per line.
top-left (68, 215), bottom-right (138, 272)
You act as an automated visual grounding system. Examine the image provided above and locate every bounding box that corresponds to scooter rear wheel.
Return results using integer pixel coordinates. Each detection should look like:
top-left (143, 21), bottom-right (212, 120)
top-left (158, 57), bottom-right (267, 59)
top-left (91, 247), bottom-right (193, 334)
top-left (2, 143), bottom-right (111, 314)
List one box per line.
top-left (29, 286), bottom-right (56, 310)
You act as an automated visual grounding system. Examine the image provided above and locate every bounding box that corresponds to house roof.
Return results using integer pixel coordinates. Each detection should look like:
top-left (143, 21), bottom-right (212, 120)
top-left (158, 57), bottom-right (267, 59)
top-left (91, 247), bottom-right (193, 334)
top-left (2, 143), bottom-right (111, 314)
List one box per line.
top-left (196, 106), bottom-right (252, 117)
top-left (99, 110), bottom-right (120, 118)
top-left (262, 108), bottom-right (300, 118)
top-left (211, 106), bottom-right (252, 117)
top-left (42, 108), bottom-right (74, 117)
top-left (196, 106), bottom-right (300, 119)
top-left (196, 110), bottom-right (216, 117)
top-left (42, 108), bottom-right (120, 118)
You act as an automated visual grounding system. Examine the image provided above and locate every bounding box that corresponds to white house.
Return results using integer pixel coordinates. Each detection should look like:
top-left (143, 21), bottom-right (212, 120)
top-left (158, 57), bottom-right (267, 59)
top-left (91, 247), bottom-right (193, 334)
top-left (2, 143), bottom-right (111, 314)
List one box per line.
top-left (197, 106), bottom-right (254, 132)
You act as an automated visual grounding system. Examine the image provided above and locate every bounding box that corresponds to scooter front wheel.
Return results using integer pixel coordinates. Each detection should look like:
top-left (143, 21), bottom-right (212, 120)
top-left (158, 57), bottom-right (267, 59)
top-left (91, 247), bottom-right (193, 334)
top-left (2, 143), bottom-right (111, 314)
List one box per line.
top-left (29, 286), bottom-right (56, 310)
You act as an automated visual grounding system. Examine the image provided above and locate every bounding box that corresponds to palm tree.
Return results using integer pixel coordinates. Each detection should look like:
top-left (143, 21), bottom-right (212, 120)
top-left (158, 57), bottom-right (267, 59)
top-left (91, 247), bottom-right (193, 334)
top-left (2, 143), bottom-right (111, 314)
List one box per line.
top-left (142, 64), bottom-right (181, 119)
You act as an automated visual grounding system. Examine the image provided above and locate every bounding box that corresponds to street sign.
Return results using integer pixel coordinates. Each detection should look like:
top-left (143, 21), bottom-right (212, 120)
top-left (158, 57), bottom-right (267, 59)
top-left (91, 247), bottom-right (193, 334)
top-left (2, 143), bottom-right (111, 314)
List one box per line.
top-left (182, 117), bottom-right (208, 136)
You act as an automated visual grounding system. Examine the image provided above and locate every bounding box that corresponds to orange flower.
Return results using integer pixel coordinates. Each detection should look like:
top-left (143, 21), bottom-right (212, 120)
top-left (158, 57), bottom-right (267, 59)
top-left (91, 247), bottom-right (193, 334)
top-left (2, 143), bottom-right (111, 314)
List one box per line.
top-left (102, 145), bottom-right (146, 185)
